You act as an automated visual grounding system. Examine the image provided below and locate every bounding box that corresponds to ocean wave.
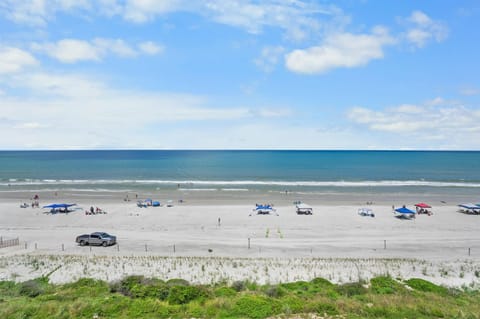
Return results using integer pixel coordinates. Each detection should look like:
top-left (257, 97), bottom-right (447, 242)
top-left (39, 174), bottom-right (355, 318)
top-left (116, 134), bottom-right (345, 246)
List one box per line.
top-left (2, 179), bottom-right (480, 188)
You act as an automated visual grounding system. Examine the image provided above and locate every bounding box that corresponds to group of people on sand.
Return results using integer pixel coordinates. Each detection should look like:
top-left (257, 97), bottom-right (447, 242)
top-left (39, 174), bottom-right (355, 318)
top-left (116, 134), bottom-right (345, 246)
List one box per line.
top-left (85, 206), bottom-right (107, 215)
top-left (20, 194), bottom-right (40, 208)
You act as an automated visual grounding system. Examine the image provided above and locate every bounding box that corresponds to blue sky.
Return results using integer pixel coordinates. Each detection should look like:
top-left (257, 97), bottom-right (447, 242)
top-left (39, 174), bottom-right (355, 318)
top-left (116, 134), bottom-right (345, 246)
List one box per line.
top-left (0, 0), bottom-right (479, 149)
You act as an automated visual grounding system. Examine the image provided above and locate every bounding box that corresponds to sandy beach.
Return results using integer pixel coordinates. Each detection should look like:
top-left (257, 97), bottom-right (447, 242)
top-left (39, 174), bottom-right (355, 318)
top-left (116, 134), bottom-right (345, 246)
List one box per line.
top-left (1, 191), bottom-right (480, 287)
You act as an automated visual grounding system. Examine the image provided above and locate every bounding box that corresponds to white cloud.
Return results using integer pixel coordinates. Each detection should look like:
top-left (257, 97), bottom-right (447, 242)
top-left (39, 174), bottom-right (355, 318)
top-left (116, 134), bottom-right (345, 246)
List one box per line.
top-left (94, 38), bottom-right (137, 57)
top-left (0, 46), bottom-right (38, 74)
top-left (31, 38), bottom-right (162, 63)
top-left (404, 10), bottom-right (448, 48)
top-left (1, 1), bottom-right (344, 42)
top-left (202, 0), bottom-right (337, 41)
top-left (0, 71), bottom-right (295, 148)
top-left (122, 0), bottom-right (182, 23)
top-left (0, 0), bottom-right (91, 26)
top-left (138, 41), bottom-right (164, 55)
top-left (121, 0), bottom-right (345, 41)
top-left (254, 46), bottom-right (285, 72)
top-left (285, 26), bottom-right (395, 74)
top-left (347, 99), bottom-right (480, 147)
top-left (32, 39), bottom-right (102, 63)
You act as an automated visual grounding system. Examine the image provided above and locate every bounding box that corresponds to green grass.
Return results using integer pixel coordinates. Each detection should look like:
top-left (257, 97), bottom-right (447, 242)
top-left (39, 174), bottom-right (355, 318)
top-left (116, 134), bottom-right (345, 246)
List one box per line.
top-left (1, 276), bottom-right (479, 318)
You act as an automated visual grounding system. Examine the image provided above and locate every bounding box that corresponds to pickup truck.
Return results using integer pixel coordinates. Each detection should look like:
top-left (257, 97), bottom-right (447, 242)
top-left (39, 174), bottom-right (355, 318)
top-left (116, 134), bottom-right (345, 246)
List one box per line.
top-left (76, 232), bottom-right (116, 246)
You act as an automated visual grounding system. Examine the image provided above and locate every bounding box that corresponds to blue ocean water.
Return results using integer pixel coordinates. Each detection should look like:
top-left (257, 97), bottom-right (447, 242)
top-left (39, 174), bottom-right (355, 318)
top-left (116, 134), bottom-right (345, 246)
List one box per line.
top-left (1, 150), bottom-right (479, 194)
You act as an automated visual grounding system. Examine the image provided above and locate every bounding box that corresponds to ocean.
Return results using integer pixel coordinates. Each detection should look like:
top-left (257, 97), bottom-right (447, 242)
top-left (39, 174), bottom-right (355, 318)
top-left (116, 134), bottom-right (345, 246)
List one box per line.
top-left (1, 150), bottom-right (479, 198)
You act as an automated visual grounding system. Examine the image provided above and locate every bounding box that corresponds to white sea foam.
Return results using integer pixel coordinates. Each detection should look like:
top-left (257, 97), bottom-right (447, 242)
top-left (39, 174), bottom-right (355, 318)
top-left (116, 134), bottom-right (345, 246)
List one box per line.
top-left (2, 179), bottom-right (480, 188)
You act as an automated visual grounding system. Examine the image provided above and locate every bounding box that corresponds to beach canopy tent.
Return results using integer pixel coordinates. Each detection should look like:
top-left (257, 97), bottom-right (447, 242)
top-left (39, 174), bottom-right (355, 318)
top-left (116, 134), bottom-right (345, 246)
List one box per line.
top-left (254, 204), bottom-right (275, 215)
top-left (415, 202), bottom-right (432, 215)
top-left (296, 203), bottom-right (313, 215)
top-left (458, 204), bottom-right (480, 214)
top-left (458, 203), bottom-right (480, 210)
top-left (43, 203), bottom-right (76, 213)
top-left (43, 203), bottom-right (76, 209)
top-left (394, 207), bottom-right (416, 219)
top-left (415, 203), bottom-right (432, 209)
top-left (395, 207), bottom-right (415, 214)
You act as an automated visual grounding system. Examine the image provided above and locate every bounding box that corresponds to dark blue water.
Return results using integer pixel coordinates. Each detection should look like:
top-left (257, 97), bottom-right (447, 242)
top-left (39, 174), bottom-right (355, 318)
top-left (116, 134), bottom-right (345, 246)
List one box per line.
top-left (1, 150), bottom-right (479, 192)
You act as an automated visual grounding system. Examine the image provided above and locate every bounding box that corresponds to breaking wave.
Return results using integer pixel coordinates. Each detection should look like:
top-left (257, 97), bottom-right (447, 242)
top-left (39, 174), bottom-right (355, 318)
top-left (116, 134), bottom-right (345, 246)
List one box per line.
top-left (2, 179), bottom-right (480, 188)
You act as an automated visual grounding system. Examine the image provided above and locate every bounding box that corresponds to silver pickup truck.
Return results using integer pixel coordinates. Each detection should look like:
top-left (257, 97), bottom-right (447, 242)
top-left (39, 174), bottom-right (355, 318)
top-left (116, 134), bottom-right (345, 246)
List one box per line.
top-left (76, 232), bottom-right (116, 246)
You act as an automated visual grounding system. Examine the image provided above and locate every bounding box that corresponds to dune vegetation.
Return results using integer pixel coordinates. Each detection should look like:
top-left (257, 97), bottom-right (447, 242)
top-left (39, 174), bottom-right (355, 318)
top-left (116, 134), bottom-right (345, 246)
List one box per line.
top-left (1, 275), bottom-right (480, 319)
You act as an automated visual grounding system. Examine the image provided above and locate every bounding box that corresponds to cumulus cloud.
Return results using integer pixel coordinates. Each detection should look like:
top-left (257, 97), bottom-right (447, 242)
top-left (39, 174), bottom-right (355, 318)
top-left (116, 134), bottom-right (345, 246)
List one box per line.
top-left (31, 38), bottom-right (162, 63)
top-left (0, 46), bottom-right (38, 74)
top-left (347, 99), bottom-right (480, 146)
top-left (404, 10), bottom-right (448, 48)
top-left (285, 26), bottom-right (395, 74)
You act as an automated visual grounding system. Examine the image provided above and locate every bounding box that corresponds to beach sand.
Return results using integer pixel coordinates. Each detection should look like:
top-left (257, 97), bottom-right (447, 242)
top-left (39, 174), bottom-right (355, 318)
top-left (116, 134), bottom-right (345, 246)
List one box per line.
top-left (1, 191), bottom-right (480, 287)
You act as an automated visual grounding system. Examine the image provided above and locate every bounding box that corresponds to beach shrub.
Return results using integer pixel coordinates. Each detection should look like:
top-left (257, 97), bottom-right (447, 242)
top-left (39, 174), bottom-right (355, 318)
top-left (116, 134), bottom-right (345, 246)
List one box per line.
top-left (19, 278), bottom-right (48, 297)
top-left (186, 301), bottom-right (207, 318)
top-left (0, 281), bottom-right (18, 297)
top-left (280, 281), bottom-right (310, 296)
top-left (310, 277), bottom-right (334, 287)
top-left (405, 278), bottom-right (448, 295)
top-left (112, 275), bottom-right (145, 297)
top-left (314, 302), bottom-right (339, 315)
top-left (370, 276), bottom-right (404, 294)
top-left (336, 282), bottom-right (368, 297)
top-left (231, 280), bottom-right (247, 292)
top-left (279, 295), bottom-right (304, 314)
top-left (167, 285), bottom-right (207, 304)
top-left (231, 295), bottom-right (277, 318)
top-left (166, 278), bottom-right (190, 286)
top-left (214, 286), bottom-right (237, 297)
top-left (264, 285), bottom-right (285, 298)
top-left (127, 298), bottom-right (166, 317)
top-left (63, 278), bottom-right (110, 297)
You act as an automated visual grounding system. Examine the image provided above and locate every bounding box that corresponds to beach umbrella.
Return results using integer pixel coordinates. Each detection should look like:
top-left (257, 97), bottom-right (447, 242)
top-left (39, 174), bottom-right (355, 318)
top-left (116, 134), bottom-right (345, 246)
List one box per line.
top-left (395, 207), bottom-right (415, 214)
top-left (42, 203), bottom-right (76, 209)
top-left (43, 204), bottom-right (62, 209)
top-left (459, 204), bottom-right (480, 210)
top-left (414, 203), bottom-right (431, 208)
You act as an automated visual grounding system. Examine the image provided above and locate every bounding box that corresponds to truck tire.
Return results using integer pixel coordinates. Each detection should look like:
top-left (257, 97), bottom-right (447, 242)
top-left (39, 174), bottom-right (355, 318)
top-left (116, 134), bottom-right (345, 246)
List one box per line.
top-left (80, 240), bottom-right (86, 246)
top-left (102, 241), bottom-right (108, 247)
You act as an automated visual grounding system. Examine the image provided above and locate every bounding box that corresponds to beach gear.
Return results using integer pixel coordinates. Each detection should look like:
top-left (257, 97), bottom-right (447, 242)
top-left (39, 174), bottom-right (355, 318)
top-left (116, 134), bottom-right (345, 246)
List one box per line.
top-left (358, 208), bottom-right (375, 217)
top-left (296, 203), bottom-right (313, 215)
top-left (254, 204), bottom-right (276, 215)
top-left (458, 203), bottom-right (480, 214)
top-left (394, 207), bottom-right (416, 219)
top-left (414, 203), bottom-right (431, 208)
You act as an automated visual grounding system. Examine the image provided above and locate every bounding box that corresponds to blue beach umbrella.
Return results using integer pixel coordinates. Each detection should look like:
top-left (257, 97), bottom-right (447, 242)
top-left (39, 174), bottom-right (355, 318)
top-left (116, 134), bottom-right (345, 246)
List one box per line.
top-left (43, 203), bottom-right (76, 209)
top-left (395, 207), bottom-right (415, 214)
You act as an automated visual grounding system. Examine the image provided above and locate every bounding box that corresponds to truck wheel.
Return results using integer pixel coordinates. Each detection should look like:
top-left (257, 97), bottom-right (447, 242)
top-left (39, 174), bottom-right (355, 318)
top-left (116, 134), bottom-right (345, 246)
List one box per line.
top-left (102, 241), bottom-right (108, 247)
top-left (80, 240), bottom-right (86, 246)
